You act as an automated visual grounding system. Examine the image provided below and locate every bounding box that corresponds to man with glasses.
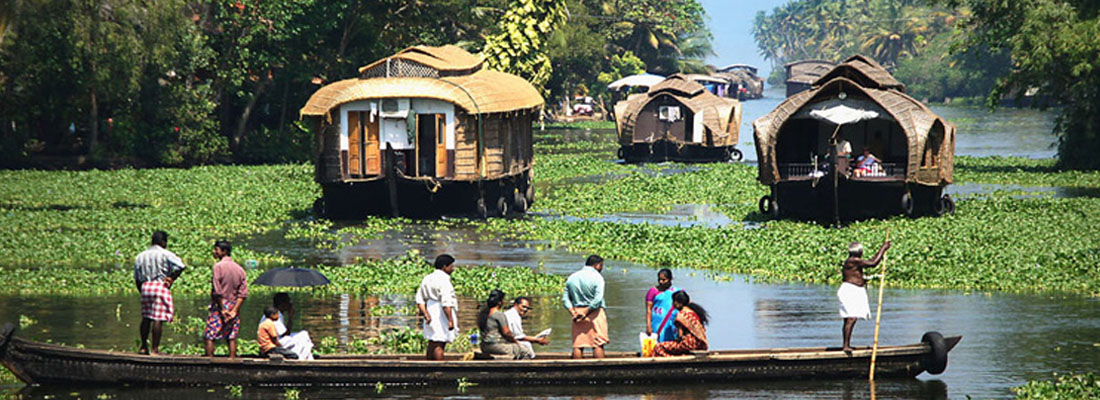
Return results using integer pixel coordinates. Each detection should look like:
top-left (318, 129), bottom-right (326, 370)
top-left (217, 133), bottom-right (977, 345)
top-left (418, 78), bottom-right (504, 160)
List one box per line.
top-left (504, 296), bottom-right (549, 358)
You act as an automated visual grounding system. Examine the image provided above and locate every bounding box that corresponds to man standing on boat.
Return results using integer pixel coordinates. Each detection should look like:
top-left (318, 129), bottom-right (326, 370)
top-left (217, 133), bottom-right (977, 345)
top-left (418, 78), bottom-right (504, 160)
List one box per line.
top-left (133, 230), bottom-right (186, 355)
top-left (416, 254), bottom-right (458, 361)
top-left (563, 255), bottom-right (608, 359)
top-left (839, 240), bottom-right (890, 352)
top-left (204, 240), bottom-right (248, 358)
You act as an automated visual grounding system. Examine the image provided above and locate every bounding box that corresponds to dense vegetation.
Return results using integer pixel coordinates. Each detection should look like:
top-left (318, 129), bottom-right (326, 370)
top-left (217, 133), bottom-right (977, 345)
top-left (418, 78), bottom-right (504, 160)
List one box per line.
top-left (1014, 373), bottom-right (1100, 399)
top-left (0, 0), bottom-right (711, 167)
top-left (751, 0), bottom-right (1007, 102)
top-left (931, 0), bottom-right (1100, 170)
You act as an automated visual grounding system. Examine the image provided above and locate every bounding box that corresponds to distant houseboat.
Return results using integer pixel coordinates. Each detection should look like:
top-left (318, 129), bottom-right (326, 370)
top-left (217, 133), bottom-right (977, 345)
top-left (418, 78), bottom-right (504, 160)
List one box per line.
top-left (785, 60), bottom-right (836, 97)
top-left (300, 45), bottom-right (543, 218)
top-left (755, 55), bottom-right (956, 221)
top-left (614, 75), bottom-right (743, 163)
top-left (716, 64), bottom-right (765, 100)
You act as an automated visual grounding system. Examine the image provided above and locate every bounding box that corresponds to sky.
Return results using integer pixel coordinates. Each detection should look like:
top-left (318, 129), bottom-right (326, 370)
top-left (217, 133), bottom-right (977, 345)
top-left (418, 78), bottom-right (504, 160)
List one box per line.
top-left (699, 0), bottom-right (791, 78)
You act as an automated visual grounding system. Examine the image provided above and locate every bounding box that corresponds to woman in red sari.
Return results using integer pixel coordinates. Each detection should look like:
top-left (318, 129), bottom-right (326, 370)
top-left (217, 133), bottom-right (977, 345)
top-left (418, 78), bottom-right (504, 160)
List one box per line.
top-left (653, 291), bottom-right (709, 357)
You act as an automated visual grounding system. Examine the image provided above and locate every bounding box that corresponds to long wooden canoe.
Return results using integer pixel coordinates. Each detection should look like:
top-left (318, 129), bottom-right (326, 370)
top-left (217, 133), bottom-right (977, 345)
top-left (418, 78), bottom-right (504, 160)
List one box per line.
top-left (0, 323), bottom-right (960, 387)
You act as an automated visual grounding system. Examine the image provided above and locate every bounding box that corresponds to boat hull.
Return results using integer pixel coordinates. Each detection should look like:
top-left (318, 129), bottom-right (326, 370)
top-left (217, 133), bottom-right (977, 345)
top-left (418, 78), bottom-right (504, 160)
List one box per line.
top-left (0, 325), bottom-right (960, 387)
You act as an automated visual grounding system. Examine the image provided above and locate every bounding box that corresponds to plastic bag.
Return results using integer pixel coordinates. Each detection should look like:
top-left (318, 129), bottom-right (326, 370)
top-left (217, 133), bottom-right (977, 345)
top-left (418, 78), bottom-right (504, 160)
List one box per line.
top-left (638, 332), bottom-right (657, 357)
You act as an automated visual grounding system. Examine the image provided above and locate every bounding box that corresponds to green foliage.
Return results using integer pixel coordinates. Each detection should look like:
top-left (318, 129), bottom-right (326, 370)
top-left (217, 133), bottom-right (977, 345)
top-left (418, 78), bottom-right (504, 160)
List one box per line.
top-left (595, 51), bottom-right (646, 94)
top-left (482, 0), bottom-right (569, 94)
top-left (282, 387), bottom-right (300, 400)
top-left (225, 385), bottom-right (243, 398)
top-left (937, 0), bottom-right (1100, 170)
top-left (1014, 373), bottom-right (1100, 399)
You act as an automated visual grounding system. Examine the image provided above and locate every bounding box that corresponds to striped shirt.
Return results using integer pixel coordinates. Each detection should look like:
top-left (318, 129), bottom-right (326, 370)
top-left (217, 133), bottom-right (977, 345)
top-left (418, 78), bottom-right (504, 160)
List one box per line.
top-left (133, 245), bottom-right (186, 285)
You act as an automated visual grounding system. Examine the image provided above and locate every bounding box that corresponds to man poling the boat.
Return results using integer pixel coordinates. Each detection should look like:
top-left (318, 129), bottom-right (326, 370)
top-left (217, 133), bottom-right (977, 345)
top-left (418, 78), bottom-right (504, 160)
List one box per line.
top-left (563, 255), bottom-right (608, 359)
top-left (838, 239), bottom-right (891, 353)
top-left (416, 254), bottom-right (458, 361)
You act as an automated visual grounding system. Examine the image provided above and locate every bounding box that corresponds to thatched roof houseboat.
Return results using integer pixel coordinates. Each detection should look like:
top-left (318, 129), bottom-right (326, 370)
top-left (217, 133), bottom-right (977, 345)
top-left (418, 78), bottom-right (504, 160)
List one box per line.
top-left (300, 45), bottom-right (542, 217)
top-left (614, 74), bottom-right (742, 163)
top-left (754, 55), bottom-right (956, 221)
top-left (716, 64), bottom-right (765, 100)
top-left (785, 60), bottom-right (836, 97)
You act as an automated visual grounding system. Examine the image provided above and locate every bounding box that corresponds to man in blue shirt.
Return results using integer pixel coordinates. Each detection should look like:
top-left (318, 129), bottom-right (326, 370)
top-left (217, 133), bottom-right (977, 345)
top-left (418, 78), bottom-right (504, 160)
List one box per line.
top-left (563, 255), bottom-right (608, 359)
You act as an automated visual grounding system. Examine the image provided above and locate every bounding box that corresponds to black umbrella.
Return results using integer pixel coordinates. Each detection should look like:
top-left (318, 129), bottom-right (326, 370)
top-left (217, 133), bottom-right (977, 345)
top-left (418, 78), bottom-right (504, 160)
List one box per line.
top-left (252, 267), bottom-right (331, 287)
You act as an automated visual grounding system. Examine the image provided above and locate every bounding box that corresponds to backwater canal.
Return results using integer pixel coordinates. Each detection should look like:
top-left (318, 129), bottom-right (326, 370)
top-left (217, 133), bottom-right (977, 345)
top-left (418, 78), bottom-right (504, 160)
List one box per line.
top-left (1, 86), bottom-right (1087, 399)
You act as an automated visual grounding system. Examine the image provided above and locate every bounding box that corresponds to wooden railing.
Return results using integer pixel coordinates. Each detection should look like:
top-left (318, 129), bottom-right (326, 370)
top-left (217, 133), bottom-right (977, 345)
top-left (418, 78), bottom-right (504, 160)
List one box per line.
top-left (778, 162), bottom-right (905, 179)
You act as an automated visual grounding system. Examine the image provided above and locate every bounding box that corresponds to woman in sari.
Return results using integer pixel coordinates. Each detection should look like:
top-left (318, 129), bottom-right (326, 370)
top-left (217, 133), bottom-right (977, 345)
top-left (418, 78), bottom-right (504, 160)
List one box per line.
top-left (644, 269), bottom-right (680, 342)
top-left (654, 290), bottom-right (709, 357)
top-left (478, 289), bottom-right (534, 359)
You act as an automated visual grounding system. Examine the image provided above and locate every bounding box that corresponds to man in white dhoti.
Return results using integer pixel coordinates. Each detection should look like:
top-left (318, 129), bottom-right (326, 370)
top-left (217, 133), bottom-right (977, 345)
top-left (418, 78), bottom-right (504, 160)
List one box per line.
top-left (416, 254), bottom-right (458, 361)
top-left (504, 296), bottom-right (548, 358)
top-left (839, 240), bottom-right (890, 352)
top-left (259, 293), bottom-right (314, 360)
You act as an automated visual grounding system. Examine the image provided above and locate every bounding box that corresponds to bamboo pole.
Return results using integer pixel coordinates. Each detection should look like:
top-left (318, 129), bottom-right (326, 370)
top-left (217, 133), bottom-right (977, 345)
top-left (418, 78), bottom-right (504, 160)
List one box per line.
top-left (868, 229), bottom-right (891, 381)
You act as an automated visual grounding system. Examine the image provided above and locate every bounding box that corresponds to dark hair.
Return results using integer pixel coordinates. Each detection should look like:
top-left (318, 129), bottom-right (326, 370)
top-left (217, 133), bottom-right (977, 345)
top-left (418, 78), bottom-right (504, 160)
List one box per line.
top-left (585, 254), bottom-right (603, 266)
top-left (513, 296), bottom-right (532, 306)
top-left (273, 293), bottom-right (291, 307)
top-left (151, 231), bottom-right (168, 247)
top-left (214, 240), bottom-right (232, 256)
top-left (672, 291), bottom-right (709, 326)
top-left (263, 306), bottom-right (280, 319)
top-left (434, 254), bottom-right (455, 269)
top-left (658, 268), bottom-right (673, 280)
top-left (477, 289), bottom-right (506, 332)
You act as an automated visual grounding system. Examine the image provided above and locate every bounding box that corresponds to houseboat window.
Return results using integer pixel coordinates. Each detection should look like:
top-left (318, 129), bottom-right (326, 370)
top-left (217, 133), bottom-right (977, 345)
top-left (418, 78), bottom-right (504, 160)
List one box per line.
top-left (659, 106), bottom-right (681, 122)
top-left (382, 98), bottom-right (399, 113)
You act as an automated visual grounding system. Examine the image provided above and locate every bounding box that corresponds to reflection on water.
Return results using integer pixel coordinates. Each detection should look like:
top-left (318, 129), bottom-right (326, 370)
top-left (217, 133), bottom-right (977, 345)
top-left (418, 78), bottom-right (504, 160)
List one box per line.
top-left (544, 204), bottom-right (761, 229)
top-left (6, 218), bottom-right (1100, 399)
top-left (10, 378), bottom-right (950, 399)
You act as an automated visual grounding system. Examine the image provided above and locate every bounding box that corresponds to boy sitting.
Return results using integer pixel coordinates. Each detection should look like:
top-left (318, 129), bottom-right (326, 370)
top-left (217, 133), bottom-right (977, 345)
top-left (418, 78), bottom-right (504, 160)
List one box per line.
top-left (258, 306), bottom-right (298, 359)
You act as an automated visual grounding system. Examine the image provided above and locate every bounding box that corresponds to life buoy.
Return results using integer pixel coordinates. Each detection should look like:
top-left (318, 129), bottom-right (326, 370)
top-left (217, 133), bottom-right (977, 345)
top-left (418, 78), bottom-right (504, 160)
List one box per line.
top-left (496, 195), bottom-right (509, 217)
top-left (728, 148), bottom-right (743, 162)
top-left (921, 331), bottom-right (949, 374)
top-left (943, 194), bottom-right (956, 214)
top-left (758, 196), bottom-right (771, 215)
top-left (901, 192), bottom-right (916, 217)
top-left (475, 197), bottom-right (489, 219)
top-left (617, 147), bottom-right (626, 160)
top-left (513, 190), bottom-right (528, 213)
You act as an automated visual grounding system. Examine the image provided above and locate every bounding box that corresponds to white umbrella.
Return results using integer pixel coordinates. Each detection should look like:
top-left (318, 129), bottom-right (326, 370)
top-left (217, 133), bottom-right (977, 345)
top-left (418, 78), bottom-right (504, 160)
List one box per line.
top-left (607, 73), bottom-right (666, 90)
top-left (808, 100), bottom-right (880, 126)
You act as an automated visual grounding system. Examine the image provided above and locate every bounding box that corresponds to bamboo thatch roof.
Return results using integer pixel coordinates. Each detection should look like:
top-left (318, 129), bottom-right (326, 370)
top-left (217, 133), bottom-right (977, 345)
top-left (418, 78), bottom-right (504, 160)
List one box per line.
top-left (615, 74), bottom-right (740, 141)
top-left (357, 45), bottom-right (483, 75)
top-left (301, 46), bottom-right (542, 117)
top-left (753, 76), bottom-right (954, 186)
top-left (785, 60), bottom-right (836, 84)
top-left (812, 55), bottom-right (904, 92)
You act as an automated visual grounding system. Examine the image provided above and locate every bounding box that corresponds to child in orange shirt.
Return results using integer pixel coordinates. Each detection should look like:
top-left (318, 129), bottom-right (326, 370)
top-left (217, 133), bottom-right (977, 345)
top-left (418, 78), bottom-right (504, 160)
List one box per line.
top-left (258, 306), bottom-right (298, 359)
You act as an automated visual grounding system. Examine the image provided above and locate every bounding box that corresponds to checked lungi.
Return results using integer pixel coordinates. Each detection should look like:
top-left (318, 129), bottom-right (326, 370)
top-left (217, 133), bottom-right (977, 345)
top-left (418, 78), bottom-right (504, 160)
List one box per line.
top-left (140, 280), bottom-right (175, 322)
top-left (203, 299), bottom-right (241, 340)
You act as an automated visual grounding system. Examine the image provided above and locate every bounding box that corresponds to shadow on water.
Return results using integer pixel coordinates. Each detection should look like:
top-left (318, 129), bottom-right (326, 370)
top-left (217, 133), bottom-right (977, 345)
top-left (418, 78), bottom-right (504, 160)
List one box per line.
top-left (8, 378), bottom-right (950, 399)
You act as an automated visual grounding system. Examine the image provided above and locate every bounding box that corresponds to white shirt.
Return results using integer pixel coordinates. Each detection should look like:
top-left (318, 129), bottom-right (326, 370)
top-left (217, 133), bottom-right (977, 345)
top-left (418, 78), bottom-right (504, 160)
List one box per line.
top-left (415, 269), bottom-right (457, 308)
top-left (133, 245), bottom-right (186, 284)
top-left (837, 139), bottom-right (852, 155)
top-left (503, 307), bottom-right (526, 340)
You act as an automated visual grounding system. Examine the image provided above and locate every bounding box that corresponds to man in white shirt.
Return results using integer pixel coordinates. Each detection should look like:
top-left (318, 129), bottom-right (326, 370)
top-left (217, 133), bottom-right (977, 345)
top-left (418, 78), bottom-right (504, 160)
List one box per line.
top-left (416, 254), bottom-right (458, 361)
top-left (503, 296), bottom-right (548, 358)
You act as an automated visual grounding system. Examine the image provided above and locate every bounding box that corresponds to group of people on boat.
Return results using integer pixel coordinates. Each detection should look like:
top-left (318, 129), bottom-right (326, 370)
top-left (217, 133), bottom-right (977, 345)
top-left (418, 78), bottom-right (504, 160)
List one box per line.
top-left (131, 230), bottom-right (888, 361)
top-left (132, 231), bottom-right (313, 360)
top-left (416, 254), bottom-right (711, 360)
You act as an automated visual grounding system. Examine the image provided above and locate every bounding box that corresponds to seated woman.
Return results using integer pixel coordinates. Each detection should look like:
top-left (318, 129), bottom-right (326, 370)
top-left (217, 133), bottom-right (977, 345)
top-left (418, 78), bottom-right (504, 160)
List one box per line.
top-left (258, 293), bottom-right (314, 360)
top-left (853, 148), bottom-right (883, 177)
top-left (653, 291), bottom-right (709, 357)
top-left (478, 289), bottom-right (534, 359)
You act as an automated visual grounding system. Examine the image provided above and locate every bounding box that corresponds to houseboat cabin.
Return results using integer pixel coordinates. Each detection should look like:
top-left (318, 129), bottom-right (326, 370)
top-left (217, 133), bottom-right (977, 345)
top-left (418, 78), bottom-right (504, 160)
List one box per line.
top-left (614, 74), bottom-right (743, 163)
top-left (754, 55), bottom-right (956, 221)
top-left (300, 45), bottom-right (543, 217)
top-left (716, 64), bottom-right (765, 100)
top-left (785, 60), bottom-right (836, 97)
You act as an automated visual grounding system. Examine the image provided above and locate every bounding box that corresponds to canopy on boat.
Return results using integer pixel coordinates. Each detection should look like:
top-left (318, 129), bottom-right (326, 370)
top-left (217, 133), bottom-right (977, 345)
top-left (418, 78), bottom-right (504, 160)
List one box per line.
top-left (607, 73), bottom-right (666, 90)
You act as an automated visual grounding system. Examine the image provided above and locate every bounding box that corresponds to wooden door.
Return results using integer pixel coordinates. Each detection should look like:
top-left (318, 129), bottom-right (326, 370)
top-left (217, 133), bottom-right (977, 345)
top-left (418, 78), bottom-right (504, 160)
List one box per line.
top-left (347, 112), bottom-right (362, 177)
top-left (435, 115), bottom-right (448, 178)
top-left (363, 113), bottom-right (380, 175)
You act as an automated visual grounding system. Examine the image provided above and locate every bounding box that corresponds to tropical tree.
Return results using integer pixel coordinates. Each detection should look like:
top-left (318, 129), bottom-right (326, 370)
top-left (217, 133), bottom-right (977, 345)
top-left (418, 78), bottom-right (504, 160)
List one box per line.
top-left (481, 0), bottom-right (569, 93)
